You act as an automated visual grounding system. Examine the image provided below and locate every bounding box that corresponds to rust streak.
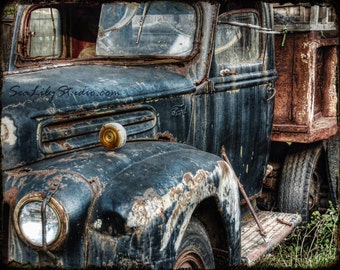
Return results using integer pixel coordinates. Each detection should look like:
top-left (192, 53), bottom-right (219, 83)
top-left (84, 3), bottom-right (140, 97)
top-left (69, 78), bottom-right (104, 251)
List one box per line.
top-left (277, 218), bottom-right (293, 226)
top-left (4, 186), bottom-right (19, 208)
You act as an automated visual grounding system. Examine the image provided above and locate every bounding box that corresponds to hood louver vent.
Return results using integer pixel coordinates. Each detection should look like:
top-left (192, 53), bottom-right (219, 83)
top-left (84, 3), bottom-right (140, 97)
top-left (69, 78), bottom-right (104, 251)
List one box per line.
top-left (38, 107), bottom-right (157, 154)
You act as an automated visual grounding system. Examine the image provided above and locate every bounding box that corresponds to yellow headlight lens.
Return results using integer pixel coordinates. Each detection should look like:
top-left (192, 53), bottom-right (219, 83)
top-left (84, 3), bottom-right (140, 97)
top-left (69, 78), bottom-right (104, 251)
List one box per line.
top-left (99, 122), bottom-right (127, 150)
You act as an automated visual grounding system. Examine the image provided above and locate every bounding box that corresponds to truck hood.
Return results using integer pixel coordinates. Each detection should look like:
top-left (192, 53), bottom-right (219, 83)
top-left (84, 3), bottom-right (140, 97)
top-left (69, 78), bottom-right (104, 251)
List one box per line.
top-left (1, 65), bottom-right (195, 170)
top-left (4, 140), bottom-right (222, 235)
top-left (2, 65), bottom-right (194, 112)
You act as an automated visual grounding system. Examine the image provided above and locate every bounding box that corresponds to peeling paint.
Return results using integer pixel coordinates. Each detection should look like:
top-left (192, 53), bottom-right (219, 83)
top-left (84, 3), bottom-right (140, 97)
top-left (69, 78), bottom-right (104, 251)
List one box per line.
top-left (128, 190), bottom-right (164, 227)
top-left (272, 31), bottom-right (338, 143)
top-left (1, 116), bottom-right (17, 146)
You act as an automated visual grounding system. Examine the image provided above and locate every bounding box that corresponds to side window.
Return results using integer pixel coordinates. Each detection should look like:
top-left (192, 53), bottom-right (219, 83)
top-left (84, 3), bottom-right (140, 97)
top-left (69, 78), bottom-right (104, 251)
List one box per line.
top-left (26, 8), bottom-right (61, 58)
top-left (214, 10), bottom-right (260, 66)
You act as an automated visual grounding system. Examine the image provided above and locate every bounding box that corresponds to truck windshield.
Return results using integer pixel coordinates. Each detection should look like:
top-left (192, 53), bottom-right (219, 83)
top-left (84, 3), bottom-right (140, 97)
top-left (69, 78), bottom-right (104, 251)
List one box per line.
top-left (96, 1), bottom-right (197, 57)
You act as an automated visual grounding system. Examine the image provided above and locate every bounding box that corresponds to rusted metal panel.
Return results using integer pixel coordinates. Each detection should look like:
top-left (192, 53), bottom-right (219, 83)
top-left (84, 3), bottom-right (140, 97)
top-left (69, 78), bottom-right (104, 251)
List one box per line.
top-left (272, 119), bottom-right (338, 142)
top-left (272, 30), bottom-right (338, 143)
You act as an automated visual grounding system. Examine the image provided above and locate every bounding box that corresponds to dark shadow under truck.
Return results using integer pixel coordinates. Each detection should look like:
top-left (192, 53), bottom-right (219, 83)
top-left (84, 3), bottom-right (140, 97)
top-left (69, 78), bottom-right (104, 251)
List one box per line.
top-left (1, 0), bottom-right (336, 268)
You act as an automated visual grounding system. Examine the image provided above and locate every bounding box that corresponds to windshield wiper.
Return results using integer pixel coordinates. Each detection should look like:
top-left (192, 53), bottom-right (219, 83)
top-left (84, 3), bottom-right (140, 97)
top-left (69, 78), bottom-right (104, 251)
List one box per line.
top-left (136, 2), bottom-right (151, 44)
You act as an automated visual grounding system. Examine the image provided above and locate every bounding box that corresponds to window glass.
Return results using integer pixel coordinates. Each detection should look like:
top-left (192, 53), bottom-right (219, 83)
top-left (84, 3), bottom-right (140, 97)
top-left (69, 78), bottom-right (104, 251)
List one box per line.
top-left (96, 2), bottom-right (196, 57)
top-left (214, 11), bottom-right (260, 65)
top-left (27, 8), bottom-right (61, 58)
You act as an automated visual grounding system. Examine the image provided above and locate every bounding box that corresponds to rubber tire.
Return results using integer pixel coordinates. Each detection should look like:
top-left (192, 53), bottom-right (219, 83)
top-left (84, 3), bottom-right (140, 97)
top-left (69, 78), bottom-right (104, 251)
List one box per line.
top-left (326, 132), bottom-right (339, 206)
top-left (278, 143), bottom-right (324, 224)
top-left (173, 217), bottom-right (215, 269)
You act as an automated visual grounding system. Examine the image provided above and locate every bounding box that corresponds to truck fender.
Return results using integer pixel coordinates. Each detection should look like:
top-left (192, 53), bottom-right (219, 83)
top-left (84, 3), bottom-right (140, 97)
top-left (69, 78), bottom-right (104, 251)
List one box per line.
top-left (87, 146), bottom-right (241, 267)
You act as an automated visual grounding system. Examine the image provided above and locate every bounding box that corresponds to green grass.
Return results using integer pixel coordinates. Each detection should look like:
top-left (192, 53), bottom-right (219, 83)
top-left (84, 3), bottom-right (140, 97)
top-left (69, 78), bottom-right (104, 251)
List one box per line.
top-left (258, 203), bottom-right (339, 269)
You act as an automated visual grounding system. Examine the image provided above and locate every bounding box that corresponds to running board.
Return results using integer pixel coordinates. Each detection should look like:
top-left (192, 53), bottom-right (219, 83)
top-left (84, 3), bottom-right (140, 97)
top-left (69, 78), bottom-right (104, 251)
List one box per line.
top-left (241, 211), bottom-right (301, 266)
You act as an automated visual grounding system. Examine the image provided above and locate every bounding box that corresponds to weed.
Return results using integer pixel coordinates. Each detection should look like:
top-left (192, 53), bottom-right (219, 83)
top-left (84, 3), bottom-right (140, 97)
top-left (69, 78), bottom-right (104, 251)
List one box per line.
top-left (258, 203), bottom-right (339, 268)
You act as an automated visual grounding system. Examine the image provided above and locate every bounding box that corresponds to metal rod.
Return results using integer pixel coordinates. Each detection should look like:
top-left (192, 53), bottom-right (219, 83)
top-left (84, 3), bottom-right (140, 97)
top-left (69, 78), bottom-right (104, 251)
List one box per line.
top-left (221, 146), bottom-right (269, 242)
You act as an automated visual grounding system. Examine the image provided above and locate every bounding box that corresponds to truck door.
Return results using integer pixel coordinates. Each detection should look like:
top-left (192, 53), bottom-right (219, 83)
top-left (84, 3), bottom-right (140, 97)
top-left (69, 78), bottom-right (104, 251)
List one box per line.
top-left (190, 2), bottom-right (277, 198)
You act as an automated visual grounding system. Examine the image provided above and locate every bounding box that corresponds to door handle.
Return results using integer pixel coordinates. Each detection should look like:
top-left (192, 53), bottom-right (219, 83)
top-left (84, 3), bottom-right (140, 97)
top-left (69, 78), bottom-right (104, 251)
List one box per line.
top-left (266, 85), bottom-right (276, 102)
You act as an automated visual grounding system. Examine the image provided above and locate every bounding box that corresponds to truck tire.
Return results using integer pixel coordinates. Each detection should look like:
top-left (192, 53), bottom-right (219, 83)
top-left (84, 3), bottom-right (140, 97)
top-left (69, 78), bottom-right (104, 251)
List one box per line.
top-left (278, 143), bottom-right (325, 224)
top-left (326, 132), bottom-right (339, 207)
top-left (173, 217), bottom-right (215, 269)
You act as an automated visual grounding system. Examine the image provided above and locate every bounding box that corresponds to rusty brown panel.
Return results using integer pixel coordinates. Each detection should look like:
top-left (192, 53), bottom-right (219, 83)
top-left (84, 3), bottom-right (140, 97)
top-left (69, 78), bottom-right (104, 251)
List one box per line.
top-left (291, 32), bottom-right (315, 126)
top-left (273, 30), bottom-right (338, 143)
top-left (272, 123), bottom-right (309, 133)
top-left (314, 48), bottom-right (324, 115)
top-left (273, 34), bottom-right (294, 124)
top-left (272, 117), bottom-right (338, 142)
top-left (320, 45), bottom-right (338, 117)
top-left (314, 39), bottom-right (338, 118)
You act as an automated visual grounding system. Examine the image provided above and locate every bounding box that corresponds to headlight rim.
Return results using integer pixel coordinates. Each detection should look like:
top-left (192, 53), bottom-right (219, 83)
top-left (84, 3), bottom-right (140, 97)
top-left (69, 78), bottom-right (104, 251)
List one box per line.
top-left (13, 192), bottom-right (68, 251)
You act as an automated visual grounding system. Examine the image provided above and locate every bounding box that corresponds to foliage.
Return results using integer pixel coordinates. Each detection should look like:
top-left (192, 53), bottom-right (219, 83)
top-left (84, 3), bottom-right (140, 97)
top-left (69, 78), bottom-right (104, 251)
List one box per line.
top-left (2, 4), bottom-right (15, 18)
top-left (258, 203), bottom-right (339, 268)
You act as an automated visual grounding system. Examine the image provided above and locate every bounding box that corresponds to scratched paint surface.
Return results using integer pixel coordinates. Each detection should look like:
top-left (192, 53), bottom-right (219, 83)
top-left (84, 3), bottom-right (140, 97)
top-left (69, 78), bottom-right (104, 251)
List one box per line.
top-left (2, 1), bottom-right (276, 268)
top-left (86, 145), bottom-right (240, 268)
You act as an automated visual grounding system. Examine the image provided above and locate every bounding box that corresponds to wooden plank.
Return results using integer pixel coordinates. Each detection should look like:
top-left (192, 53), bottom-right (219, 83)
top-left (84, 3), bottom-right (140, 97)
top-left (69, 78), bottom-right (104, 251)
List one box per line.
top-left (241, 211), bottom-right (301, 266)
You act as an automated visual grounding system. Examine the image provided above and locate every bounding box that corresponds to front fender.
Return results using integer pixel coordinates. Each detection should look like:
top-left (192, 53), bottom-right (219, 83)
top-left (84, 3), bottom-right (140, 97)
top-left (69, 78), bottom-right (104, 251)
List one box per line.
top-left (3, 169), bottom-right (97, 267)
top-left (3, 141), bottom-right (240, 268)
top-left (87, 142), bottom-right (241, 268)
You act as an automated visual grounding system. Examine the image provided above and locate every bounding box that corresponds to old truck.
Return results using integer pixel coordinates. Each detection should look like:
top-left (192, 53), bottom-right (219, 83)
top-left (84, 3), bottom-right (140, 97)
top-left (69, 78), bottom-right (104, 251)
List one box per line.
top-left (259, 2), bottom-right (339, 224)
top-left (0, 0), bottom-right (337, 269)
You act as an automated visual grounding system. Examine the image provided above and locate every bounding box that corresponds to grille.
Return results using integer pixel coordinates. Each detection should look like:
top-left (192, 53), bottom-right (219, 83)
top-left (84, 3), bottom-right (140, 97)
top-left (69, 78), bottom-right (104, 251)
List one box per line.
top-left (38, 107), bottom-right (157, 154)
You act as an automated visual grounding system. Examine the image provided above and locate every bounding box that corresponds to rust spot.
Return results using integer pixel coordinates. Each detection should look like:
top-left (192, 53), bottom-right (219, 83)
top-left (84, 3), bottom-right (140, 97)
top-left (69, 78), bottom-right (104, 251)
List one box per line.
top-left (277, 218), bottom-right (293, 226)
top-left (4, 186), bottom-right (18, 208)
top-left (1, 122), bottom-right (9, 141)
top-left (182, 173), bottom-right (193, 186)
top-left (155, 131), bottom-right (176, 142)
top-left (46, 177), bottom-right (62, 193)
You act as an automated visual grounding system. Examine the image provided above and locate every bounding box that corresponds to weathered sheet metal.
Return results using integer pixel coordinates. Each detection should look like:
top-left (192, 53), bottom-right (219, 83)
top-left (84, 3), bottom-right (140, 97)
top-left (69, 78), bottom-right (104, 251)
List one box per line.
top-left (272, 11), bottom-right (338, 143)
top-left (4, 141), bottom-right (241, 268)
top-left (1, 1), bottom-right (278, 268)
top-left (1, 65), bottom-right (195, 170)
top-left (87, 142), bottom-right (241, 268)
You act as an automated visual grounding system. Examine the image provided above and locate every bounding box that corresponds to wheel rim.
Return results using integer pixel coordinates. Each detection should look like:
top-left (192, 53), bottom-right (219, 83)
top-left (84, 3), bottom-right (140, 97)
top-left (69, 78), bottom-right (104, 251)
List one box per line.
top-left (308, 157), bottom-right (330, 213)
top-left (173, 251), bottom-right (205, 269)
top-left (308, 169), bottom-right (321, 211)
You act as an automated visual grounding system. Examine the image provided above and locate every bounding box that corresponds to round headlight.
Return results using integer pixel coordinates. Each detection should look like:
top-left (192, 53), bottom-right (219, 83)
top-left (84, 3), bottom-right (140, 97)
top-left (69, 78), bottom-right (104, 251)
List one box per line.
top-left (99, 122), bottom-right (127, 150)
top-left (14, 193), bottom-right (68, 250)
